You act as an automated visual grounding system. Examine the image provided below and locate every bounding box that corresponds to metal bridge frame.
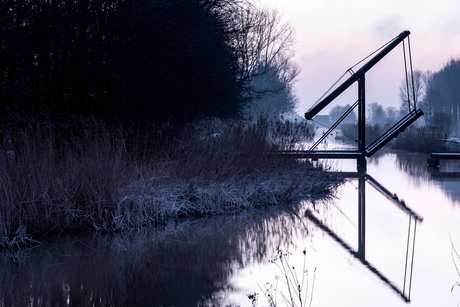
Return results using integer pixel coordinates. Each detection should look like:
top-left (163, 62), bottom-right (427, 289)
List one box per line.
top-left (304, 31), bottom-right (424, 171)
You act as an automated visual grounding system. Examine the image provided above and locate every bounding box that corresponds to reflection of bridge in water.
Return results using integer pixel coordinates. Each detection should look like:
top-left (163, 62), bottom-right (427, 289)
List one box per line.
top-left (305, 170), bottom-right (423, 303)
top-left (285, 31), bottom-right (424, 171)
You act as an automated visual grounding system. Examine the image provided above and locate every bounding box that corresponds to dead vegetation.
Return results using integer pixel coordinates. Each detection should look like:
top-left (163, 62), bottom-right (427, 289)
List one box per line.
top-left (0, 115), bottom-right (341, 247)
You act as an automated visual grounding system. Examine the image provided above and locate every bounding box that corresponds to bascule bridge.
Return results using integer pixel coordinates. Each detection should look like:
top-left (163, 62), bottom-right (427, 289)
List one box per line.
top-left (288, 31), bottom-right (424, 171)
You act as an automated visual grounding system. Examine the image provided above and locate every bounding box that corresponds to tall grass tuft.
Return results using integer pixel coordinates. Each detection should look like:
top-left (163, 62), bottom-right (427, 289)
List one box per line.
top-left (451, 235), bottom-right (460, 296)
top-left (0, 115), bottom-right (340, 247)
top-left (249, 248), bottom-right (316, 307)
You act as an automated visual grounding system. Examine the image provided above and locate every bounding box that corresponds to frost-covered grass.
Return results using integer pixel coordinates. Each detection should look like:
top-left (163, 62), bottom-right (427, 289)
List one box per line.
top-left (0, 115), bottom-right (341, 247)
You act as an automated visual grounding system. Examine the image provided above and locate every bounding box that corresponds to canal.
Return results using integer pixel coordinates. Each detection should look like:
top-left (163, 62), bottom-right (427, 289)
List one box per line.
top-left (1, 149), bottom-right (460, 306)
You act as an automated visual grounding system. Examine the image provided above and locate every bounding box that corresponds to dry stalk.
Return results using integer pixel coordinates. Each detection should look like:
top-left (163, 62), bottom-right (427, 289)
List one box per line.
top-left (0, 115), bottom-right (341, 248)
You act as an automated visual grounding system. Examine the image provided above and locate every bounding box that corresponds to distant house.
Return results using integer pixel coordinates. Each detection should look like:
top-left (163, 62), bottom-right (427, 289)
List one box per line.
top-left (313, 115), bottom-right (331, 128)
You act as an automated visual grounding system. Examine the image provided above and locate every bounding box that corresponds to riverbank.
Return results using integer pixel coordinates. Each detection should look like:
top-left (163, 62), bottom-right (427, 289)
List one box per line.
top-left (340, 123), bottom-right (453, 152)
top-left (0, 116), bottom-right (343, 248)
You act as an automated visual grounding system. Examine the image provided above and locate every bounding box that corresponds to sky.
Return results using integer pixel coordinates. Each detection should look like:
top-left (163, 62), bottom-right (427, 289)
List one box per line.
top-left (259, 0), bottom-right (460, 116)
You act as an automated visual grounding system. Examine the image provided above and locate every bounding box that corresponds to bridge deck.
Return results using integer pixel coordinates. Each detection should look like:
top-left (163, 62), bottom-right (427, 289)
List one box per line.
top-left (275, 150), bottom-right (362, 159)
top-left (431, 152), bottom-right (460, 159)
top-left (365, 109), bottom-right (424, 157)
top-left (276, 109), bottom-right (423, 161)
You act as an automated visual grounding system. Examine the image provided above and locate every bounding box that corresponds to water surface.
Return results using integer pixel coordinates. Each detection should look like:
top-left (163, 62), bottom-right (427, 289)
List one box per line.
top-left (1, 150), bottom-right (460, 307)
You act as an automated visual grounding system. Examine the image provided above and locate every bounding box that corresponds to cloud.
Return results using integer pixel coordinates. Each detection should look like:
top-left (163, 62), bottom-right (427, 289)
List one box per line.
top-left (372, 15), bottom-right (404, 39)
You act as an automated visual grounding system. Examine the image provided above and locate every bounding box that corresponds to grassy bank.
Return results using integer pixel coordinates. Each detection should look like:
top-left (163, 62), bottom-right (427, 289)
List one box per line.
top-left (391, 125), bottom-right (455, 152)
top-left (0, 116), bottom-right (341, 247)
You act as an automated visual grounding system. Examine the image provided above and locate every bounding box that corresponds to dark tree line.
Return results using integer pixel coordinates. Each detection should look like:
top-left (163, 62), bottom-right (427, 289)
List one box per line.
top-left (1, 0), bottom-right (296, 128)
top-left (397, 59), bottom-right (460, 136)
top-left (328, 104), bottom-right (356, 125)
top-left (420, 58), bottom-right (460, 136)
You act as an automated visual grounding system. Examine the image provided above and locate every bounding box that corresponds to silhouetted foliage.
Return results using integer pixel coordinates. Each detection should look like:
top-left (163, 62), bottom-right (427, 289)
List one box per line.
top-left (246, 64), bottom-right (299, 116)
top-left (227, 6), bottom-right (300, 117)
top-left (339, 122), bottom-right (389, 146)
top-left (367, 102), bottom-right (387, 126)
top-left (391, 125), bottom-right (446, 152)
top-left (420, 58), bottom-right (460, 136)
top-left (398, 69), bottom-right (427, 116)
top-left (328, 104), bottom-right (356, 125)
top-left (0, 0), bottom-right (257, 128)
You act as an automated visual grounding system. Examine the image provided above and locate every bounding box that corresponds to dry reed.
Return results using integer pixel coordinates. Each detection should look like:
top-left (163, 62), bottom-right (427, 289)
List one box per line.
top-left (0, 115), bottom-right (341, 247)
top-left (391, 125), bottom-right (447, 152)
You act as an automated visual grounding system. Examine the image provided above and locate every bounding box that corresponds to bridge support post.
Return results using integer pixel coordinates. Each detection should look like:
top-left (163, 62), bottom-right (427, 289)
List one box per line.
top-left (358, 72), bottom-right (365, 154)
top-left (427, 158), bottom-right (439, 167)
top-left (357, 157), bottom-right (367, 172)
top-left (357, 171), bottom-right (366, 259)
top-left (357, 72), bottom-right (367, 172)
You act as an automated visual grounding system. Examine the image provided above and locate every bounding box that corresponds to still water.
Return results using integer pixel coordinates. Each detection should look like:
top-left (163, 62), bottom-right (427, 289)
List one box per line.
top-left (1, 150), bottom-right (460, 306)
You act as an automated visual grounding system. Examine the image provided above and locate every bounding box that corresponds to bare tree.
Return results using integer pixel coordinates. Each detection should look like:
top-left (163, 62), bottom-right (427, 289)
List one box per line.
top-left (329, 104), bottom-right (356, 125)
top-left (247, 67), bottom-right (299, 116)
top-left (367, 102), bottom-right (387, 125)
top-left (227, 5), bottom-right (300, 103)
top-left (398, 69), bottom-right (427, 117)
top-left (440, 58), bottom-right (460, 136)
top-left (0, 0), bottom-right (302, 128)
top-left (385, 106), bottom-right (400, 125)
top-left (421, 59), bottom-right (460, 136)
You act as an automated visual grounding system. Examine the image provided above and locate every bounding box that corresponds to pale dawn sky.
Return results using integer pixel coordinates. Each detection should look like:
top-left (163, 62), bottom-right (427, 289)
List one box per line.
top-left (260, 0), bottom-right (460, 116)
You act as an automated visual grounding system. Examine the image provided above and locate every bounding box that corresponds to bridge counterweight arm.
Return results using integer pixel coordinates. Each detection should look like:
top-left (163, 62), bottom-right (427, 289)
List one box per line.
top-left (305, 30), bottom-right (411, 120)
